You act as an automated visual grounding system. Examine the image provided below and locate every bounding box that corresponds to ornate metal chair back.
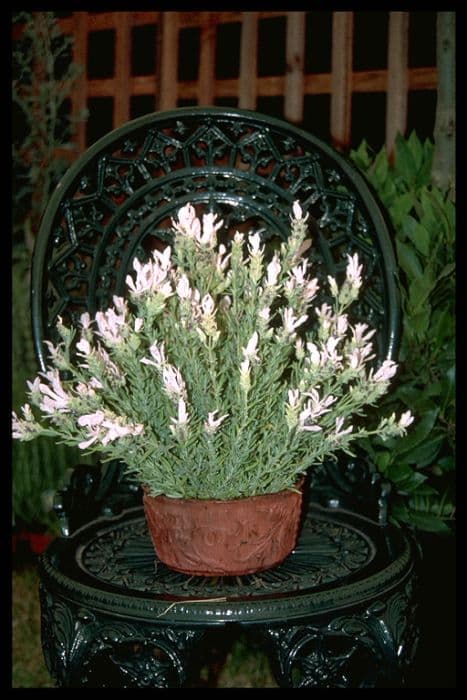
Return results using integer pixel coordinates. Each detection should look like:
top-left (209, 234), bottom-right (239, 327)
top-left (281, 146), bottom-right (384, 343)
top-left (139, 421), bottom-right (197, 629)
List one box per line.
top-left (32, 107), bottom-right (400, 527)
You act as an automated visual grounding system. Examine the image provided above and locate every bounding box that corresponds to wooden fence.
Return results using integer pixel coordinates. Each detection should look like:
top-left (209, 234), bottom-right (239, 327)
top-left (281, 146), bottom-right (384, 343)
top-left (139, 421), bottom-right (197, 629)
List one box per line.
top-left (54, 11), bottom-right (439, 155)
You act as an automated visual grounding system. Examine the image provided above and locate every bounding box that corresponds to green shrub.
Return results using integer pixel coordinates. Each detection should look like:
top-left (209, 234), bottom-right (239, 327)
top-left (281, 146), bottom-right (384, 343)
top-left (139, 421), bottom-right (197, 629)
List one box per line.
top-left (350, 132), bottom-right (455, 533)
top-left (12, 12), bottom-right (89, 531)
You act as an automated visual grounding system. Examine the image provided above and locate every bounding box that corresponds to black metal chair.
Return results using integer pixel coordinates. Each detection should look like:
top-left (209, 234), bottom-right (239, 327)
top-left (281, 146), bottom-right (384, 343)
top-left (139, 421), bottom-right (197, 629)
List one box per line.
top-left (34, 107), bottom-right (419, 688)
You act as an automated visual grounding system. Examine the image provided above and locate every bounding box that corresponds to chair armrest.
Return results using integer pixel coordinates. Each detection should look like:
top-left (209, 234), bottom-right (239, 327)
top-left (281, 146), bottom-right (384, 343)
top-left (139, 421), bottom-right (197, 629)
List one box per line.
top-left (309, 454), bottom-right (391, 526)
top-left (53, 461), bottom-right (142, 536)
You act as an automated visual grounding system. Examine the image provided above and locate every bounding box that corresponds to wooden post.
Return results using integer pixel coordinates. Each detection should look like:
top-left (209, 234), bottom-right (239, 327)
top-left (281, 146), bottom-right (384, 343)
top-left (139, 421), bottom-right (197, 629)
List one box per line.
top-left (239, 12), bottom-right (258, 110)
top-left (159, 12), bottom-right (179, 110)
top-left (198, 12), bottom-right (216, 105)
top-left (385, 12), bottom-right (409, 159)
top-left (284, 12), bottom-right (306, 123)
top-left (114, 12), bottom-right (133, 127)
top-left (432, 12), bottom-right (455, 198)
top-left (330, 11), bottom-right (353, 150)
top-left (71, 12), bottom-right (88, 153)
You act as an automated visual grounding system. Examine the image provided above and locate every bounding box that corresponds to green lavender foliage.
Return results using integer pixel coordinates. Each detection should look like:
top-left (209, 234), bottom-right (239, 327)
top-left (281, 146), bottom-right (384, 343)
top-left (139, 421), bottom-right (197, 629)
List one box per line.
top-left (350, 132), bottom-right (455, 533)
top-left (12, 12), bottom-right (89, 530)
top-left (14, 208), bottom-right (412, 501)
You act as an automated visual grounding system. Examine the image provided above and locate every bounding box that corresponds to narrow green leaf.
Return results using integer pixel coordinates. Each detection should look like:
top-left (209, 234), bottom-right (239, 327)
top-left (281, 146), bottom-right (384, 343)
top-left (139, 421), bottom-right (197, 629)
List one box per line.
top-left (404, 512), bottom-right (451, 533)
top-left (407, 130), bottom-right (424, 172)
top-left (395, 471), bottom-right (428, 492)
top-left (395, 133), bottom-right (417, 185)
top-left (435, 455), bottom-right (455, 472)
top-left (401, 436), bottom-right (444, 467)
top-left (401, 216), bottom-right (431, 257)
top-left (396, 239), bottom-right (423, 280)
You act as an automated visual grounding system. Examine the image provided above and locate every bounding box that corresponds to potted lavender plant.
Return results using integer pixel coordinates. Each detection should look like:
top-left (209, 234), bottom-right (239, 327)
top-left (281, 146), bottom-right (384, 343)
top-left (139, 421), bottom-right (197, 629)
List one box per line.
top-left (12, 202), bottom-right (413, 576)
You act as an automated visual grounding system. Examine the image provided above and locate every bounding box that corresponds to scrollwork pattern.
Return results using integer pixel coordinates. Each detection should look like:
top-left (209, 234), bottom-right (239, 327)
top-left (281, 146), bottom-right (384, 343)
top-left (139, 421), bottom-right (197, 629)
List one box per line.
top-left (39, 584), bottom-right (204, 687)
top-left (35, 110), bottom-right (396, 371)
top-left (264, 573), bottom-right (419, 688)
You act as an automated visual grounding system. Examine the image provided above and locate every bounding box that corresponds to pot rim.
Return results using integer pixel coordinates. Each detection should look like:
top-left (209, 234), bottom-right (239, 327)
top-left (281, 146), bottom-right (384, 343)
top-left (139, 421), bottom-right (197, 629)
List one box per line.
top-left (142, 476), bottom-right (305, 505)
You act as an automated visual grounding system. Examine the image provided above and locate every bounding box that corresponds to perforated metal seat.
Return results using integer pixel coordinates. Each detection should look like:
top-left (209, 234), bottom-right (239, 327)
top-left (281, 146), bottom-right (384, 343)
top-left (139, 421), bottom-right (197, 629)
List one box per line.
top-left (34, 107), bottom-right (418, 688)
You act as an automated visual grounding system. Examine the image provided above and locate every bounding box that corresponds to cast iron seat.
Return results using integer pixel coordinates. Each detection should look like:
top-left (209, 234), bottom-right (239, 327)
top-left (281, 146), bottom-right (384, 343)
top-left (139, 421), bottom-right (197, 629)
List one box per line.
top-left (34, 107), bottom-right (419, 688)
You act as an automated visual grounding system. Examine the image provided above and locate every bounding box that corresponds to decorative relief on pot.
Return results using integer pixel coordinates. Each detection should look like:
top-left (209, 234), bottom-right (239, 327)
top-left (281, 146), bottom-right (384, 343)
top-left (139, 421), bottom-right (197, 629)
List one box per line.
top-left (143, 486), bottom-right (304, 577)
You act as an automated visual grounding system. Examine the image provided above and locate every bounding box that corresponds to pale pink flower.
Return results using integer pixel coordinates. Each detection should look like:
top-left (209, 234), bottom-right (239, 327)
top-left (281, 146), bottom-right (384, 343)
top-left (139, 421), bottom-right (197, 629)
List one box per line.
top-left (219, 295), bottom-right (232, 312)
top-left (100, 419), bottom-right (144, 446)
top-left (172, 203), bottom-right (200, 239)
top-left (334, 416), bottom-right (353, 437)
top-left (315, 303), bottom-right (333, 322)
top-left (302, 277), bottom-right (320, 302)
top-left (78, 411), bottom-right (106, 428)
top-left (76, 337), bottom-right (92, 356)
top-left (38, 370), bottom-right (71, 413)
top-left (295, 337), bottom-right (305, 358)
top-left (266, 255), bottom-right (281, 286)
top-left (78, 425), bottom-right (103, 450)
top-left (12, 411), bottom-right (26, 440)
top-left (292, 200), bottom-right (309, 223)
top-left (112, 295), bottom-right (127, 316)
top-left (75, 382), bottom-right (96, 397)
top-left (335, 314), bottom-right (349, 337)
top-left (372, 359), bottom-right (398, 383)
top-left (44, 340), bottom-right (63, 364)
top-left (170, 398), bottom-right (190, 437)
top-left (242, 331), bottom-right (259, 361)
top-left (141, 341), bottom-right (166, 368)
top-left (94, 345), bottom-right (123, 379)
top-left (27, 376), bottom-right (42, 397)
top-left (327, 275), bottom-right (339, 298)
top-left (204, 410), bottom-right (229, 435)
top-left (352, 323), bottom-right (376, 345)
top-left (176, 274), bottom-right (192, 300)
top-left (346, 253), bottom-right (363, 290)
top-left (297, 401), bottom-right (323, 432)
top-left (152, 246), bottom-right (172, 271)
top-left (399, 410), bottom-right (414, 429)
top-left (162, 365), bottom-right (186, 399)
top-left (306, 341), bottom-right (321, 366)
top-left (282, 308), bottom-right (308, 335)
top-left (95, 308), bottom-right (126, 344)
top-left (126, 258), bottom-right (154, 295)
top-left (216, 244), bottom-right (231, 272)
top-left (80, 312), bottom-right (92, 329)
top-left (303, 389), bottom-right (337, 419)
top-left (287, 389), bottom-right (300, 408)
top-left (201, 294), bottom-right (215, 316)
top-left (134, 317), bottom-right (144, 333)
top-left (12, 405), bottom-right (40, 440)
top-left (258, 307), bottom-right (270, 322)
top-left (248, 232), bottom-right (264, 256)
top-left (291, 260), bottom-right (308, 285)
top-left (321, 336), bottom-right (342, 364)
top-left (200, 212), bottom-right (223, 247)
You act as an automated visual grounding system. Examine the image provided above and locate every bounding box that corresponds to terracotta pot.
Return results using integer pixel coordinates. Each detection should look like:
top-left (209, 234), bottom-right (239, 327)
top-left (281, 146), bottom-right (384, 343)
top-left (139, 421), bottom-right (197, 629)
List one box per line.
top-left (143, 483), bottom-right (304, 577)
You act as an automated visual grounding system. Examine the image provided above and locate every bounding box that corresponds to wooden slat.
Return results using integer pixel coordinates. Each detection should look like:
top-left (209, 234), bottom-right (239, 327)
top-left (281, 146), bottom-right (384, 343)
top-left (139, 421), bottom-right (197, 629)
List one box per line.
top-left (198, 12), bottom-right (216, 105)
top-left (285, 12), bottom-right (306, 123)
top-left (239, 12), bottom-right (258, 109)
top-left (71, 12), bottom-right (88, 153)
top-left (132, 12), bottom-right (158, 26)
top-left (158, 12), bottom-right (179, 110)
top-left (330, 11), bottom-right (354, 149)
top-left (386, 12), bottom-right (409, 156)
top-left (114, 12), bottom-right (133, 127)
top-left (85, 67), bottom-right (437, 101)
